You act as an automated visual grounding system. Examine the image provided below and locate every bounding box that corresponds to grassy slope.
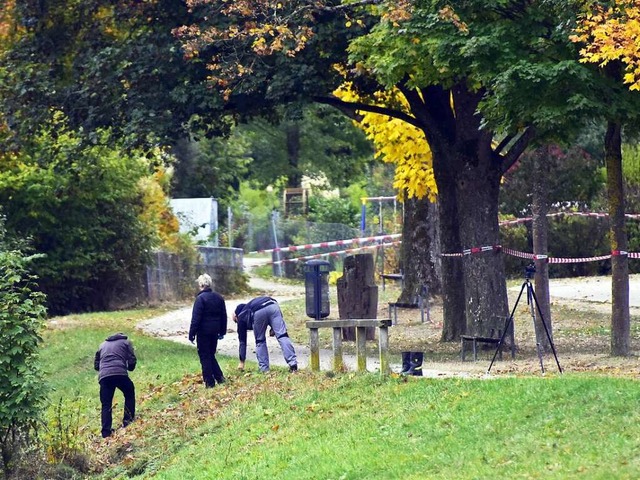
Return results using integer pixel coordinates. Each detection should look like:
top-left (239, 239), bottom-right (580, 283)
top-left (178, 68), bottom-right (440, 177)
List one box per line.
top-left (41, 308), bottom-right (640, 480)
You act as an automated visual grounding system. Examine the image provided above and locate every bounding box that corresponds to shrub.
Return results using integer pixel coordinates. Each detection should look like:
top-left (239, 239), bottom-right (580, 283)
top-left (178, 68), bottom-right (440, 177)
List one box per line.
top-left (0, 222), bottom-right (48, 477)
top-left (0, 116), bottom-right (171, 314)
top-left (40, 397), bottom-right (91, 476)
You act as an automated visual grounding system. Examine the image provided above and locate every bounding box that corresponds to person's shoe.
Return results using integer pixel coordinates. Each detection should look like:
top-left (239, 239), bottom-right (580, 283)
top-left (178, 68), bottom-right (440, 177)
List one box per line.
top-left (289, 364), bottom-right (298, 373)
top-left (216, 377), bottom-right (226, 385)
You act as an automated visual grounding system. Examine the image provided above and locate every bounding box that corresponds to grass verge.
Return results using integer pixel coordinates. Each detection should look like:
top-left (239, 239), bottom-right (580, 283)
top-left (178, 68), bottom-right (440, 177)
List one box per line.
top-left (37, 307), bottom-right (640, 479)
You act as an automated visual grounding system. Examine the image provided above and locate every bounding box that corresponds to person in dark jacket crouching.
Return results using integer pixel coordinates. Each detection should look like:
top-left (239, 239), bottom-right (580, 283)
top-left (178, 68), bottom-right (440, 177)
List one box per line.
top-left (94, 333), bottom-right (137, 438)
top-left (189, 273), bottom-right (228, 388)
top-left (234, 296), bottom-right (297, 373)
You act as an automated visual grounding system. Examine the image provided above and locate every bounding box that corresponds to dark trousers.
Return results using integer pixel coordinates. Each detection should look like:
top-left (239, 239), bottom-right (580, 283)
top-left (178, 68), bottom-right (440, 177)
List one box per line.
top-left (196, 334), bottom-right (225, 387)
top-left (99, 375), bottom-right (135, 438)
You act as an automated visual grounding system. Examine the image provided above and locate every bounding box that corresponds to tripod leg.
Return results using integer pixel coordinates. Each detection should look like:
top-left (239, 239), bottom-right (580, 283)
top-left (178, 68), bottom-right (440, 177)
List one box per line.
top-left (487, 282), bottom-right (526, 374)
top-left (529, 287), bottom-right (563, 373)
top-left (527, 282), bottom-right (546, 373)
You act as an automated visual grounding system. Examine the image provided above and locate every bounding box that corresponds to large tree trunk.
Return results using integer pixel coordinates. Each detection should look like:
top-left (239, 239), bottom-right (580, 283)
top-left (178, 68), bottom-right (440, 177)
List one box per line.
top-left (605, 121), bottom-right (630, 356)
top-left (434, 163), bottom-right (466, 341)
top-left (532, 145), bottom-right (553, 351)
top-left (398, 196), bottom-right (441, 304)
top-left (399, 83), bottom-right (518, 341)
top-left (455, 147), bottom-right (509, 336)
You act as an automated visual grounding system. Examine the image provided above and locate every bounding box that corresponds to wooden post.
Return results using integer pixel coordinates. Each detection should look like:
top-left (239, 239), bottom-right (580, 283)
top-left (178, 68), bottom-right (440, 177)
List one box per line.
top-left (309, 327), bottom-right (320, 371)
top-left (378, 325), bottom-right (389, 375)
top-left (332, 327), bottom-right (343, 371)
top-left (356, 326), bottom-right (367, 371)
top-left (337, 254), bottom-right (378, 341)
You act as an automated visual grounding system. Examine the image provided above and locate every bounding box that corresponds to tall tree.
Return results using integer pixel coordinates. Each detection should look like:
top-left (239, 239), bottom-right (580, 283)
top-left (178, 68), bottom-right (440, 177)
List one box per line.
top-left (0, 0), bottom-right (224, 152)
top-left (571, 0), bottom-right (640, 355)
top-left (333, 83), bottom-right (441, 301)
top-left (236, 105), bottom-right (374, 190)
top-left (177, 0), bottom-right (600, 340)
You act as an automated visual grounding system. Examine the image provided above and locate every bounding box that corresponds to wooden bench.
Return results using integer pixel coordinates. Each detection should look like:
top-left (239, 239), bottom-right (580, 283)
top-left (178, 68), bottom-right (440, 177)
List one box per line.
top-left (460, 329), bottom-right (515, 361)
top-left (380, 273), bottom-right (404, 291)
top-left (305, 318), bottom-right (392, 376)
top-left (388, 285), bottom-right (430, 324)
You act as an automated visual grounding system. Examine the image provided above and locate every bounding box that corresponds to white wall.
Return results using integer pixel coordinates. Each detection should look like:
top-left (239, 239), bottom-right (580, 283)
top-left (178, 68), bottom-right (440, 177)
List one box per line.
top-left (170, 197), bottom-right (218, 246)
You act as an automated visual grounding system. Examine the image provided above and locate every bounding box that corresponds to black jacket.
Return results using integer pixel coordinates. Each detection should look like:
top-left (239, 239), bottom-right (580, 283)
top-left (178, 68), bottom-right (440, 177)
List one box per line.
top-left (237, 296), bottom-right (277, 325)
top-left (94, 333), bottom-right (137, 382)
top-left (189, 288), bottom-right (227, 340)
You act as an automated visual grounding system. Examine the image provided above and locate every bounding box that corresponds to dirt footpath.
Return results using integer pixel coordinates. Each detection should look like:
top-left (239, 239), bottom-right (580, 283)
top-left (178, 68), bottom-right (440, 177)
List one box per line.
top-left (547, 274), bottom-right (640, 307)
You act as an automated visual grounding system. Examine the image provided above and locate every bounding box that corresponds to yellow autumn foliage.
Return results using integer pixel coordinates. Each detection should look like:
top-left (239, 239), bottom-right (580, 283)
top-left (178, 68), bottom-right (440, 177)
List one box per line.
top-left (333, 83), bottom-right (437, 202)
top-left (571, 1), bottom-right (640, 91)
top-left (138, 166), bottom-right (182, 252)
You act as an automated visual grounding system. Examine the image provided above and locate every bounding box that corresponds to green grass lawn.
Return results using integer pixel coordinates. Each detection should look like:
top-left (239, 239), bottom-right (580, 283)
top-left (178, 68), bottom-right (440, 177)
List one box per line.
top-left (37, 307), bottom-right (640, 480)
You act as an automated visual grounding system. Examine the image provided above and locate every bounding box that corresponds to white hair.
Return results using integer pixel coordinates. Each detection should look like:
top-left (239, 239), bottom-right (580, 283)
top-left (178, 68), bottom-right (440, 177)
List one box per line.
top-left (197, 273), bottom-right (212, 289)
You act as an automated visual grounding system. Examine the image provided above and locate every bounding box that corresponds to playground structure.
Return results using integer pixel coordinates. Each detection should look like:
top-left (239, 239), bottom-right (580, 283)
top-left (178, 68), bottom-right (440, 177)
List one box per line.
top-left (360, 196), bottom-right (402, 236)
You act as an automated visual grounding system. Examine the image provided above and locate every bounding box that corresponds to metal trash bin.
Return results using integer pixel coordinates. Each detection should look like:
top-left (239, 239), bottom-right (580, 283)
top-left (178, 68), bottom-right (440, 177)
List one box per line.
top-left (304, 259), bottom-right (330, 319)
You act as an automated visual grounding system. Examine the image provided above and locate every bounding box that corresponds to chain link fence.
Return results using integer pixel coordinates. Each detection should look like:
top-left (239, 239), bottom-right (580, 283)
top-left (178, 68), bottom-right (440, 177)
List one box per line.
top-left (146, 246), bottom-right (246, 303)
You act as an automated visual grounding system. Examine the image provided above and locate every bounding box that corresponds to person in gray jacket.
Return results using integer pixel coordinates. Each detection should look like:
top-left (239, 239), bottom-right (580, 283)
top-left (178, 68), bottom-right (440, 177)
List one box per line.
top-left (234, 297), bottom-right (297, 373)
top-left (94, 333), bottom-right (137, 438)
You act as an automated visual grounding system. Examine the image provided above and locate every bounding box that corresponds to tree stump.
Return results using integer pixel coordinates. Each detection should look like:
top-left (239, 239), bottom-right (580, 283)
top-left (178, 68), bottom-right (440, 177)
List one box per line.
top-left (337, 254), bottom-right (378, 341)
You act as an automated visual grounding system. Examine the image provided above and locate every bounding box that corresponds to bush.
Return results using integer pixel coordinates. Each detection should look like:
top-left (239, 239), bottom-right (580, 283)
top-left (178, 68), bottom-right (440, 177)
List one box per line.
top-left (0, 117), bottom-right (172, 314)
top-left (0, 221), bottom-right (48, 477)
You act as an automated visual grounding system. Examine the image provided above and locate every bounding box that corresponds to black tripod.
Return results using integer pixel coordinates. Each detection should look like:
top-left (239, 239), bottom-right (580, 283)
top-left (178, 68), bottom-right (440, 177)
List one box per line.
top-left (488, 264), bottom-right (562, 374)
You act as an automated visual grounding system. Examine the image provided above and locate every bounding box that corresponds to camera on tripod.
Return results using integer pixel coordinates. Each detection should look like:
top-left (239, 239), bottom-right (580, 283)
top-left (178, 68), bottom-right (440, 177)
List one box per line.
top-left (525, 262), bottom-right (536, 280)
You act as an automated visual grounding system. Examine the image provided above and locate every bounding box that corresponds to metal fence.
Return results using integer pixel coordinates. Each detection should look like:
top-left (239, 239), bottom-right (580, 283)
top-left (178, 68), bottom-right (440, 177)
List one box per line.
top-left (146, 247), bottom-right (244, 302)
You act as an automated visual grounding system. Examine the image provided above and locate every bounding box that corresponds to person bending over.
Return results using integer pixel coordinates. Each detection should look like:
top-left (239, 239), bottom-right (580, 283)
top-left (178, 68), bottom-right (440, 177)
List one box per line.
top-left (234, 296), bottom-right (297, 373)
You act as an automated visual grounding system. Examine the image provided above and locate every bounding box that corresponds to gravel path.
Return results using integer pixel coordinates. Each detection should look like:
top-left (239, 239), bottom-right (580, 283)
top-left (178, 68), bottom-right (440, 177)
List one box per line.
top-left (547, 274), bottom-right (640, 307)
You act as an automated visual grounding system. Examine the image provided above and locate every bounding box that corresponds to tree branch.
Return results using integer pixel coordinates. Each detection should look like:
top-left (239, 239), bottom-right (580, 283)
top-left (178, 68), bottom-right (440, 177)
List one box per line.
top-left (399, 82), bottom-right (456, 145)
top-left (494, 134), bottom-right (514, 156)
top-left (312, 95), bottom-right (422, 129)
top-left (319, 0), bottom-right (385, 13)
top-left (499, 126), bottom-right (536, 174)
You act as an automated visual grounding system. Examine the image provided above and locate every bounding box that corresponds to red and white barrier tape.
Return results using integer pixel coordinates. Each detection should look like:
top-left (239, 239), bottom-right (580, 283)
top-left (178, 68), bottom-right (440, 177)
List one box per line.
top-left (500, 211), bottom-right (640, 227)
top-left (441, 245), bottom-right (502, 257)
top-left (442, 245), bottom-right (640, 264)
top-left (248, 233), bottom-right (402, 255)
top-left (500, 248), bottom-right (547, 261)
top-left (254, 241), bottom-right (401, 266)
top-left (502, 247), bottom-right (631, 264)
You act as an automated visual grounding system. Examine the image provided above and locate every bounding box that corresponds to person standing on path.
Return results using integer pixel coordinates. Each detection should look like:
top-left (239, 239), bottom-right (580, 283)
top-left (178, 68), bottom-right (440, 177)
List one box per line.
top-left (94, 332), bottom-right (137, 438)
top-left (189, 273), bottom-right (227, 388)
top-left (234, 296), bottom-right (298, 373)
